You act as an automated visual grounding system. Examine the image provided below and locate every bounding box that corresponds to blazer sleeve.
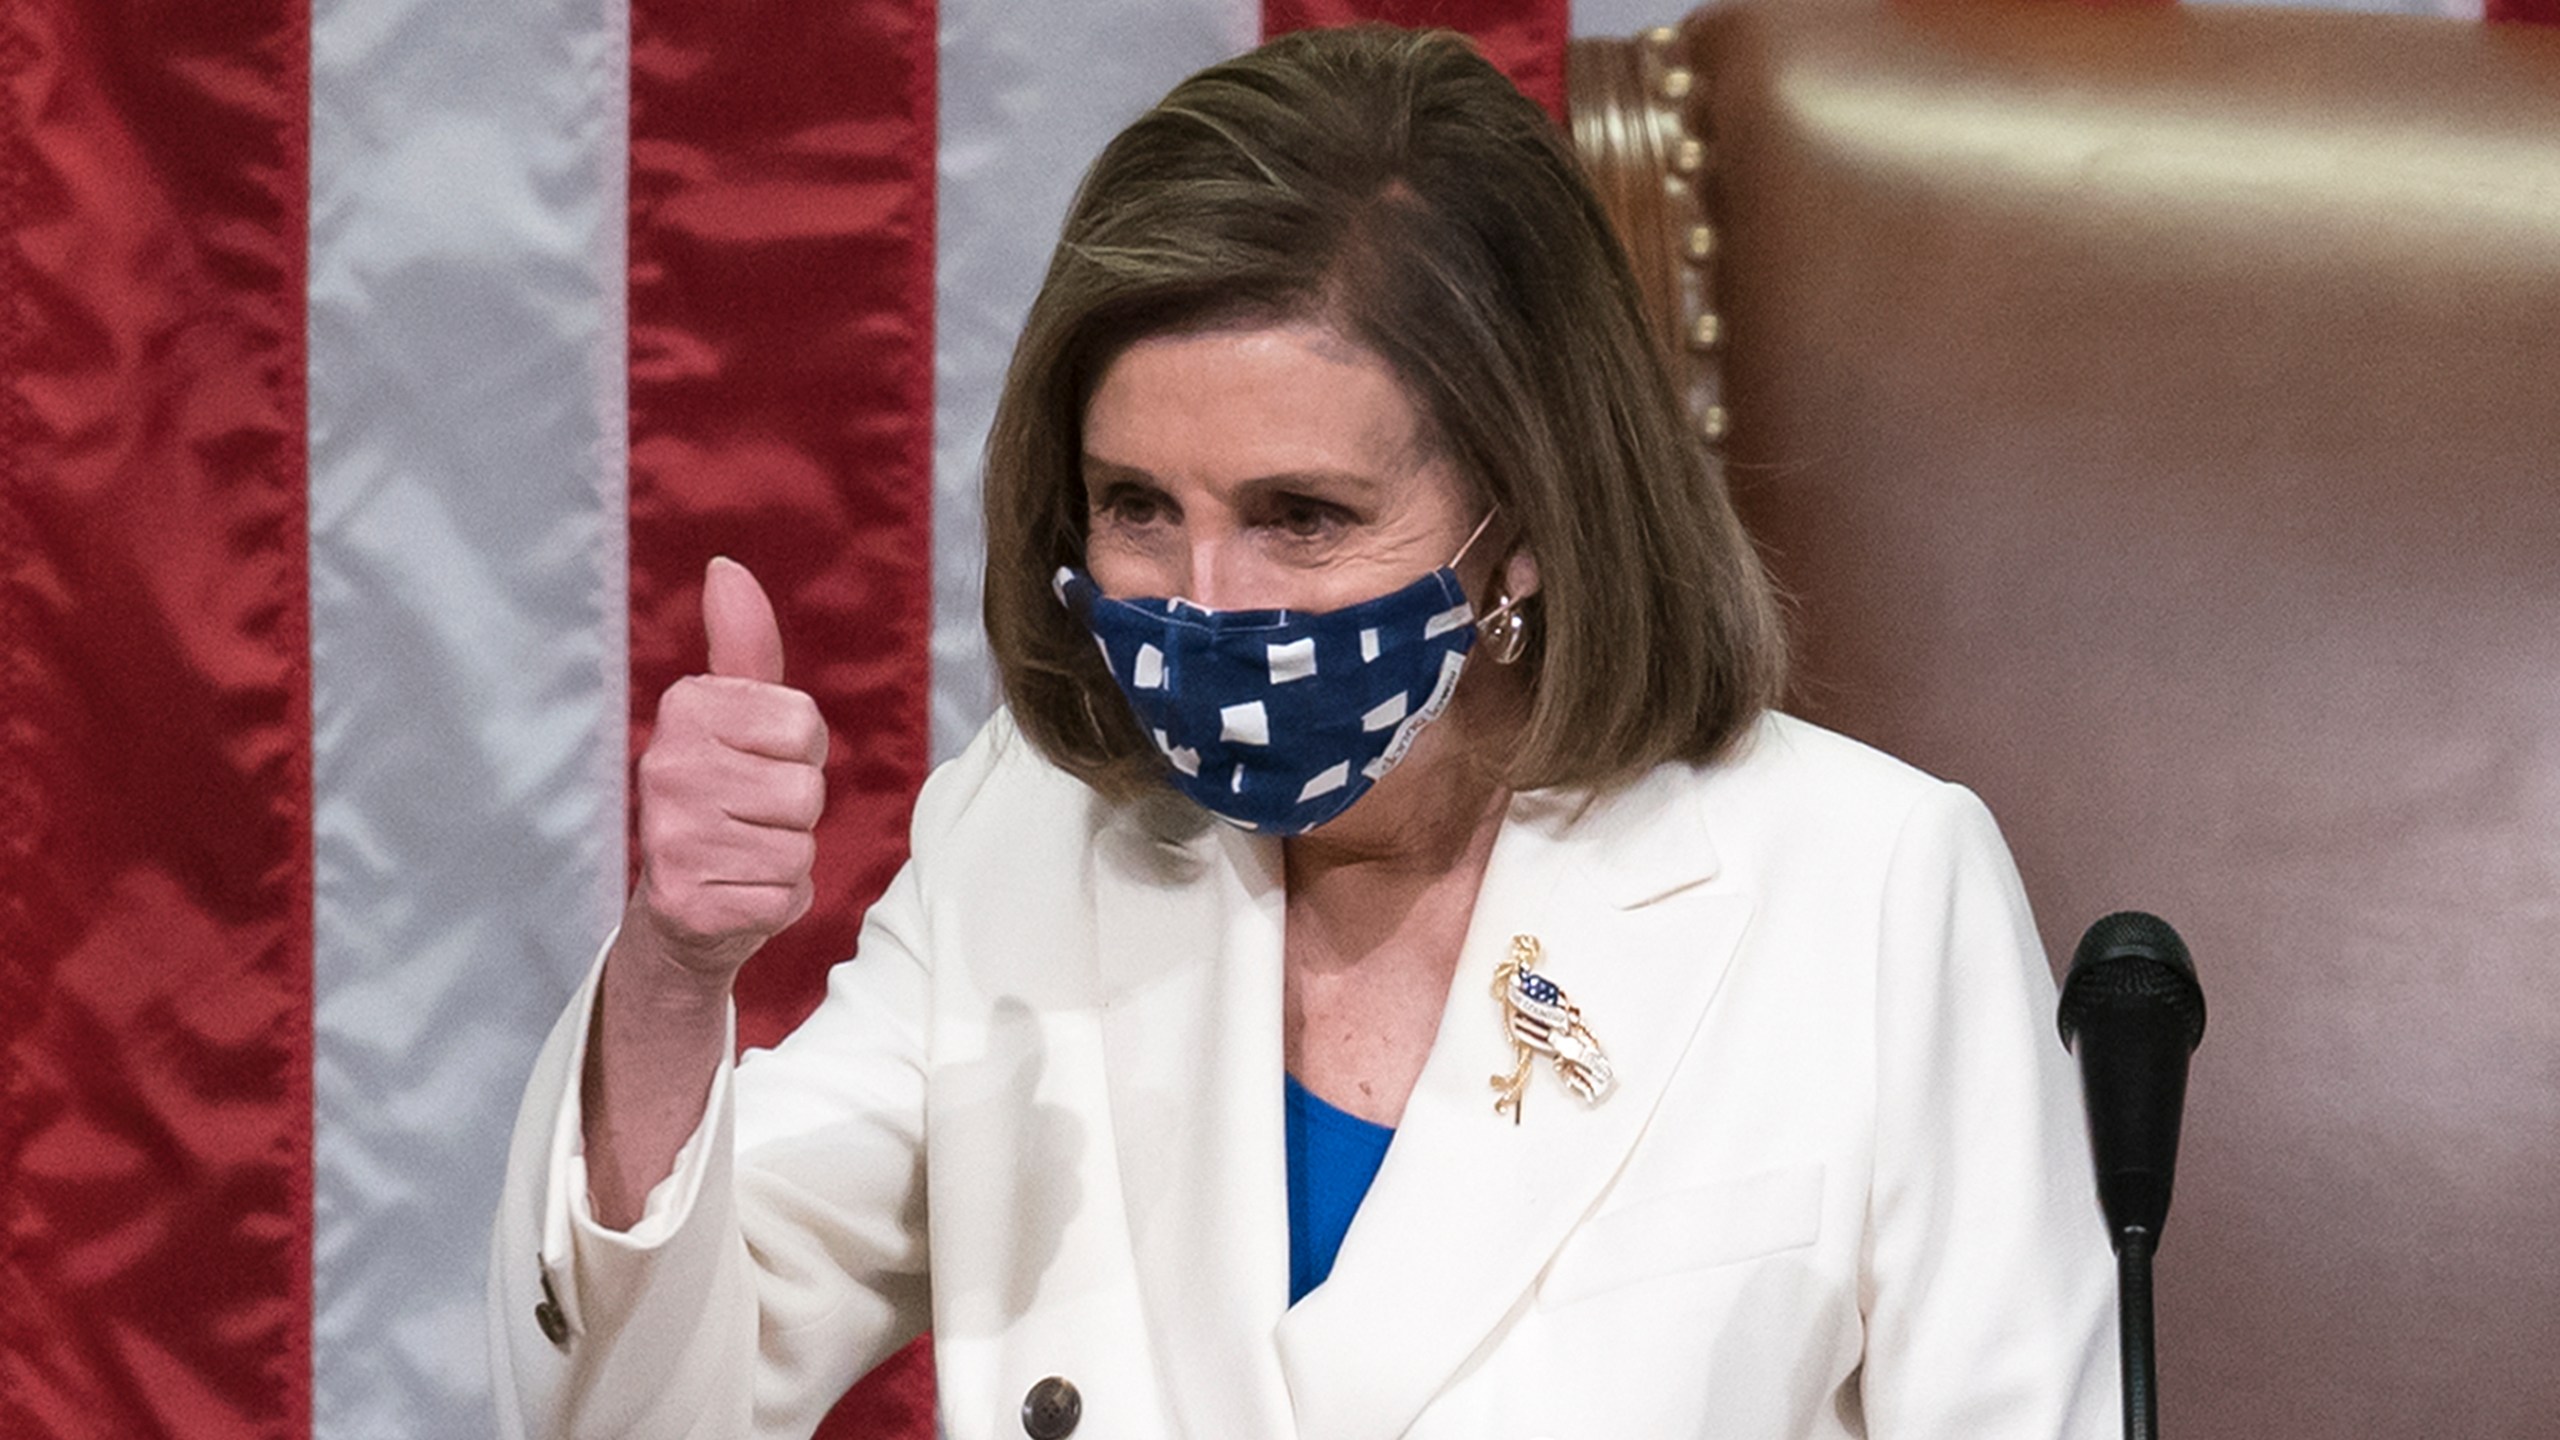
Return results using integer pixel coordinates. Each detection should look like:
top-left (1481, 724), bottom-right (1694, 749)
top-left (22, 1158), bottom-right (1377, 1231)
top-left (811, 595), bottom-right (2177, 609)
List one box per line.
top-left (1858, 782), bottom-right (2121, 1439)
top-left (486, 821), bottom-right (944, 1440)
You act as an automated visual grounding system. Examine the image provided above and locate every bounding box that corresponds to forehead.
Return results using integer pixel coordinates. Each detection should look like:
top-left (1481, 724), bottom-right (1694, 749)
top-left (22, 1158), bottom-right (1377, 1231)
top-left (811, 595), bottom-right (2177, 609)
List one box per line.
top-left (1079, 321), bottom-right (1448, 494)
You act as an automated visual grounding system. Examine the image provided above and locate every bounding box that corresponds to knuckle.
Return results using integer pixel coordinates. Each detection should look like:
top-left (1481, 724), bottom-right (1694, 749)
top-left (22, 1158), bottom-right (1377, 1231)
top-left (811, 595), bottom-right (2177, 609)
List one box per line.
top-left (636, 781), bottom-right (709, 848)
top-left (642, 875), bottom-right (703, 935)
top-left (653, 675), bottom-right (709, 725)
top-left (791, 766), bottom-right (828, 825)
top-left (635, 805), bottom-right (683, 860)
top-left (779, 831), bottom-right (818, 880)
top-left (635, 745), bottom-right (678, 792)
top-left (783, 692), bottom-right (828, 759)
top-left (637, 731), bottom-right (716, 798)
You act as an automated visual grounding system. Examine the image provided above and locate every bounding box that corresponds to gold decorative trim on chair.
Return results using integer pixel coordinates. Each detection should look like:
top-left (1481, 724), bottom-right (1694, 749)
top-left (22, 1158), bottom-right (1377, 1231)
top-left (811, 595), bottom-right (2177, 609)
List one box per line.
top-left (1566, 27), bottom-right (1728, 445)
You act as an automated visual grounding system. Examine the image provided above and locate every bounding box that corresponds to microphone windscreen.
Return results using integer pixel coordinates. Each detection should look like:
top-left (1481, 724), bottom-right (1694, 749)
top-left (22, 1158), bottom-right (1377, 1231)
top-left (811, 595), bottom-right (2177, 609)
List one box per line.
top-left (2058, 910), bottom-right (2206, 1052)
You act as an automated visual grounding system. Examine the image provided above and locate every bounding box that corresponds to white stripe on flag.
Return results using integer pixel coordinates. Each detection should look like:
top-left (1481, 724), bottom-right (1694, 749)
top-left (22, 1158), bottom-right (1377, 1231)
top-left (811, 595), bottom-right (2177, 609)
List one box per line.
top-left (930, 0), bottom-right (1260, 760)
top-left (307, 0), bottom-right (629, 1433)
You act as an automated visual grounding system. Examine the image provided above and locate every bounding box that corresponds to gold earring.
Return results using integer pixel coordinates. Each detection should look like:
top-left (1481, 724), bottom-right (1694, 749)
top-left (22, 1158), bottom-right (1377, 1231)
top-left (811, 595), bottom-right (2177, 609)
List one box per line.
top-left (1479, 593), bottom-right (1529, 665)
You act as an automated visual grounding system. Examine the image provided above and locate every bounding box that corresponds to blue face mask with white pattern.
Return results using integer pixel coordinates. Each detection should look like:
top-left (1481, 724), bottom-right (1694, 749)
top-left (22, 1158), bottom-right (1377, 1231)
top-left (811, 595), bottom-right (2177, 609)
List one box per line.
top-left (1052, 525), bottom-right (1489, 835)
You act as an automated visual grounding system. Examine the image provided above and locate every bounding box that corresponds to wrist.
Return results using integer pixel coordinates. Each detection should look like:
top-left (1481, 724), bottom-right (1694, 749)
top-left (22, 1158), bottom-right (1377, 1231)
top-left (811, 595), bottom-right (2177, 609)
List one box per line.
top-left (605, 910), bottom-right (739, 1019)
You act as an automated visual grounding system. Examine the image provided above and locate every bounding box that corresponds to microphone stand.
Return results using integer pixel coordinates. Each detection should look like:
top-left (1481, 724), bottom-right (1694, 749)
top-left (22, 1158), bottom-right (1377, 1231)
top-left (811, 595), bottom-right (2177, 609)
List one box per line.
top-left (2115, 1226), bottom-right (2158, 1440)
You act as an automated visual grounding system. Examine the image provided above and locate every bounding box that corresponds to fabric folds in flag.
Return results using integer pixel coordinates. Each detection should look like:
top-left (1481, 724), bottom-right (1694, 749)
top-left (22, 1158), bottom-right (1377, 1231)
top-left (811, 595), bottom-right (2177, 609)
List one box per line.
top-left (4, 1), bottom-right (312, 1436)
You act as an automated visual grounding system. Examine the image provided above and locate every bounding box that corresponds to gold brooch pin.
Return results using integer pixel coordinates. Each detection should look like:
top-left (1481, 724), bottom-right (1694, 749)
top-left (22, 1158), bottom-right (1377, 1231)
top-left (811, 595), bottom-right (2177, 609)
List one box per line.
top-left (1489, 934), bottom-right (1615, 1124)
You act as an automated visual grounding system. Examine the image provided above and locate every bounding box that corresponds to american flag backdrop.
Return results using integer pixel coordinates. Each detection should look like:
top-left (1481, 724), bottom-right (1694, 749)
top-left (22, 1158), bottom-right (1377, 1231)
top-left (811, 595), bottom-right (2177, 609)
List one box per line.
top-left (1, 0), bottom-right (2545, 1437)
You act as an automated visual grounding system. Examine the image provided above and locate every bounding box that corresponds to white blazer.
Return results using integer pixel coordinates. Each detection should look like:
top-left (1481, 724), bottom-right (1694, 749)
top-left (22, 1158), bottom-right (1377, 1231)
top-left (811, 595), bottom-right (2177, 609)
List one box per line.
top-left (489, 711), bottom-right (2119, 1440)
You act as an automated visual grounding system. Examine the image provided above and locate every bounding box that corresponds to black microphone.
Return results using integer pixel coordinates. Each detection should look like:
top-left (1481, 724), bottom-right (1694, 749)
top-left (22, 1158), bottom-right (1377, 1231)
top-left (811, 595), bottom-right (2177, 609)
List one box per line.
top-left (2057, 910), bottom-right (2204, 1440)
top-left (2056, 910), bottom-right (2206, 1248)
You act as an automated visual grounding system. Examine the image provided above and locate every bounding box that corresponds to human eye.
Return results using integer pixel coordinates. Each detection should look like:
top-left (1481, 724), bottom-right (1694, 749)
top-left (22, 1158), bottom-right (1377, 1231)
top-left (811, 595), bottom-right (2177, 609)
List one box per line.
top-left (1088, 481), bottom-right (1172, 532)
top-left (1260, 492), bottom-right (1354, 546)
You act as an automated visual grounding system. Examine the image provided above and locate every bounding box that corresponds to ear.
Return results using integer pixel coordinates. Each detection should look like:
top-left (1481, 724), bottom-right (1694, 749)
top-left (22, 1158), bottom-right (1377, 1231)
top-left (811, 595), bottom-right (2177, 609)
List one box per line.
top-left (1500, 543), bottom-right (1541, 602)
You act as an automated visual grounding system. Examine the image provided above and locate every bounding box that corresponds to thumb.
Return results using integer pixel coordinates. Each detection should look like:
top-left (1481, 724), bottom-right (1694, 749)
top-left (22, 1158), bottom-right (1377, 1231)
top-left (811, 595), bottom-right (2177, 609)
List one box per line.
top-left (702, 556), bottom-right (786, 683)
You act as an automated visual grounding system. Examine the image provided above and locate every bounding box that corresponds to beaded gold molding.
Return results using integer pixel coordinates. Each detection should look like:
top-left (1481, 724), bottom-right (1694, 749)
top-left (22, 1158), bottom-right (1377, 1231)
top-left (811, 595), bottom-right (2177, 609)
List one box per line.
top-left (1638, 25), bottom-right (1730, 446)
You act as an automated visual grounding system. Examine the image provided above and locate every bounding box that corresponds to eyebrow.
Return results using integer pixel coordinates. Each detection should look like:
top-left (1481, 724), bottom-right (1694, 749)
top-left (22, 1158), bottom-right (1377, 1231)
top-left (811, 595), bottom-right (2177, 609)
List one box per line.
top-left (1078, 455), bottom-right (1393, 502)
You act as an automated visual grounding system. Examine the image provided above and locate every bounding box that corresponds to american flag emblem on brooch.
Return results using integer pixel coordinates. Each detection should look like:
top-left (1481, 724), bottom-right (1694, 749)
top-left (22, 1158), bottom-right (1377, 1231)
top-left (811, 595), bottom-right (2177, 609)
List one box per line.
top-left (1489, 934), bottom-right (1615, 1124)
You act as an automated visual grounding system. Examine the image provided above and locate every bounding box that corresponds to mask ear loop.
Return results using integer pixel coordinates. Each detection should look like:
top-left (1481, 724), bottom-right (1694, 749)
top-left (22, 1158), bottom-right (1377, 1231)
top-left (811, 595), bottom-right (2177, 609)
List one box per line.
top-left (1448, 508), bottom-right (1501, 570)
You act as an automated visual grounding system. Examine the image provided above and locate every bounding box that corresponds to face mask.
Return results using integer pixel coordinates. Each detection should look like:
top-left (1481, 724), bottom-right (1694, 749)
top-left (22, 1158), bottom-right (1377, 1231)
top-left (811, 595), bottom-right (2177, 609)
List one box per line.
top-left (1053, 518), bottom-right (1494, 835)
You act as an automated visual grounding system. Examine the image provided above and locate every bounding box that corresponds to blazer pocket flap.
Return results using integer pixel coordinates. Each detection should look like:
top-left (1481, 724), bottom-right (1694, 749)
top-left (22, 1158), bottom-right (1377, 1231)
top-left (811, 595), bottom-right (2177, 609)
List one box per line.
top-left (1537, 1163), bottom-right (1825, 1310)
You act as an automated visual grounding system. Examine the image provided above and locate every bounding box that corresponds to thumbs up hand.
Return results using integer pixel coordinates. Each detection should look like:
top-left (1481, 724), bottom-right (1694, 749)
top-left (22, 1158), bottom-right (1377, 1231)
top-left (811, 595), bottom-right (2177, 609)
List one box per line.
top-left (625, 557), bottom-right (829, 984)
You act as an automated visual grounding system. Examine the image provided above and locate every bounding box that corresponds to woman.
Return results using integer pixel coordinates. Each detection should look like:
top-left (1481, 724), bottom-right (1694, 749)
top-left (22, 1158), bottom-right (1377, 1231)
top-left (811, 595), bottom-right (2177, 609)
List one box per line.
top-left (491, 26), bottom-right (2115, 1440)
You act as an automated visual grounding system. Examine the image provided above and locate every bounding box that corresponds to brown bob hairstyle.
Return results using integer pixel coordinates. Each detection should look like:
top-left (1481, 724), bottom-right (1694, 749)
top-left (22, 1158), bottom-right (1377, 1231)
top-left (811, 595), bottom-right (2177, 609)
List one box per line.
top-left (982, 25), bottom-right (1785, 802)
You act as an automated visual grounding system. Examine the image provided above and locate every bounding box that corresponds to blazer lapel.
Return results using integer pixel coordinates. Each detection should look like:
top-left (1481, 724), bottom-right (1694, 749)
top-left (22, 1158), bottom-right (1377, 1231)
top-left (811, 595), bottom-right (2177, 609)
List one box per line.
top-left (1092, 797), bottom-right (1300, 1440)
top-left (1273, 775), bottom-right (1753, 1440)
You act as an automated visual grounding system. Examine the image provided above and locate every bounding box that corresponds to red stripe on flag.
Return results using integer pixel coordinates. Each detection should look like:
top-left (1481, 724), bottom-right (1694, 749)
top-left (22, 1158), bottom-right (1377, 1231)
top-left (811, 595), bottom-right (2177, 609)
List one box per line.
top-left (1, 1), bottom-right (312, 1437)
top-left (625, 0), bottom-right (936, 1049)
top-left (1263, 0), bottom-right (1569, 120)
top-left (2488, 0), bottom-right (2560, 23)
top-left (623, 0), bottom-right (938, 1431)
